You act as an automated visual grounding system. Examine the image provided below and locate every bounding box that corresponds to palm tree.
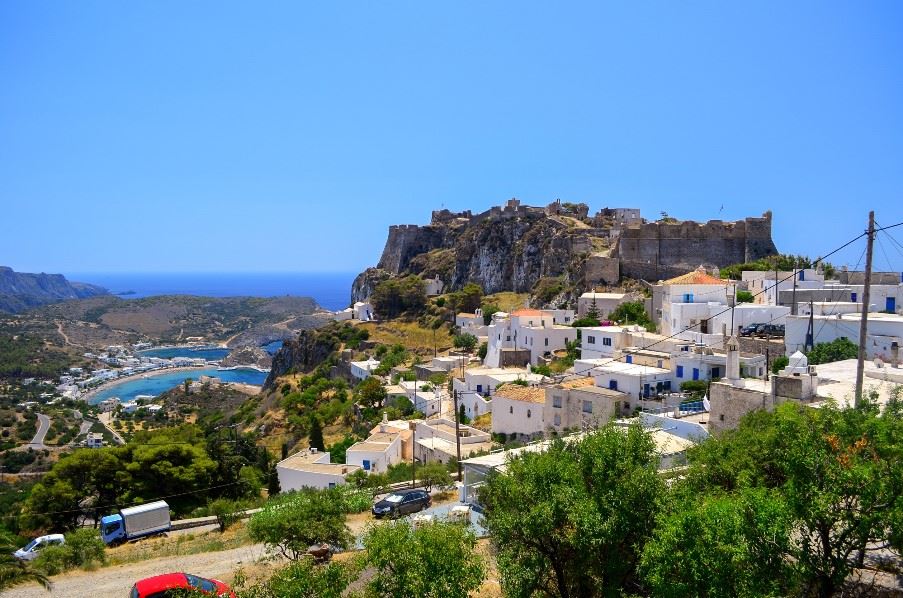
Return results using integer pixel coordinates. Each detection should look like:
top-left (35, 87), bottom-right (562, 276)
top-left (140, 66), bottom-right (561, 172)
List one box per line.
top-left (0, 532), bottom-right (51, 594)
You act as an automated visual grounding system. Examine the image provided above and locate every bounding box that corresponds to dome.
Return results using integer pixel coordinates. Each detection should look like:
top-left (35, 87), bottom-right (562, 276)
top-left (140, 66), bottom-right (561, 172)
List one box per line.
top-left (786, 351), bottom-right (808, 371)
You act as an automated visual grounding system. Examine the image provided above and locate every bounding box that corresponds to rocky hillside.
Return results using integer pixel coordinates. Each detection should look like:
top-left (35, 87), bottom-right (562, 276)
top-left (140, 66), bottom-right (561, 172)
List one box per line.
top-left (0, 266), bottom-right (108, 313)
top-left (352, 199), bottom-right (777, 303)
top-left (264, 327), bottom-right (342, 389)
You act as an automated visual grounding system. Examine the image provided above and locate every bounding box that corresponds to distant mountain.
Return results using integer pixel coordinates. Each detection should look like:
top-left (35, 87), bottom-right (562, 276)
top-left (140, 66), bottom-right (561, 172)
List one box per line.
top-left (0, 266), bottom-right (109, 313)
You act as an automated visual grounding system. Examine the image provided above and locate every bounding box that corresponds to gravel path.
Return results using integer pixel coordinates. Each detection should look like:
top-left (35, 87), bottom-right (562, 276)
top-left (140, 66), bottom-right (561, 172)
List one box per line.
top-left (9, 543), bottom-right (271, 597)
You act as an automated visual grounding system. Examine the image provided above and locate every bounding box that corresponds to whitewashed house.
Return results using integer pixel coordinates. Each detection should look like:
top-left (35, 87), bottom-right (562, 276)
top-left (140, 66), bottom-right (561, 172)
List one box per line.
top-left (743, 269), bottom-right (824, 306)
top-left (657, 268), bottom-right (731, 336)
top-left (491, 385), bottom-right (546, 441)
top-left (346, 427), bottom-right (404, 474)
top-left (353, 301), bottom-right (374, 321)
top-left (277, 449), bottom-right (361, 490)
top-left (424, 277), bottom-right (445, 296)
top-left (350, 358), bottom-right (380, 381)
top-left (577, 359), bottom-right (673, 400)
top-left (484, 309), bottom-right (577, 367)
top-left (414, 418), bottom-right (492, 464)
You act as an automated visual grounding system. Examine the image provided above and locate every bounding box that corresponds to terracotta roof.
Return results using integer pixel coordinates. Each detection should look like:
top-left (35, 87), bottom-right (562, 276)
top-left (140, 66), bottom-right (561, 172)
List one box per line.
top-left (494, 385), bottom-right (546, 404)
top-left (511, 308), bottom-right (544, 316)
top-left (558, 377), bottom-right (595, 389)
top-left (662, 268), bottom-right (726, 285)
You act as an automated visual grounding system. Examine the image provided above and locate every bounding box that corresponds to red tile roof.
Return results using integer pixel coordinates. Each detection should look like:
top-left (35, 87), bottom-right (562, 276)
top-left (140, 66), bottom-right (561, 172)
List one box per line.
top-left (662, 268), bottom-right (726, 285)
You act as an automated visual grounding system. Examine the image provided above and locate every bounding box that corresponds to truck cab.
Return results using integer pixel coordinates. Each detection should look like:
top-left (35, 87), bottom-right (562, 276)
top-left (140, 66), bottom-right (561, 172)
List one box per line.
top-left (100, 513), bottom-right (126, 545)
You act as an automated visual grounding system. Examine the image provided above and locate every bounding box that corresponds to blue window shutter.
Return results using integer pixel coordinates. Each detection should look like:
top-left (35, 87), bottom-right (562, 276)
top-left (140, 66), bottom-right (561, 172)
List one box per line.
top-left (363, 460), bottom-right (371, 471)
top-left (677, 365), bottom-right (684, 378)
top-left (693, 368), bottom-right (700, 381)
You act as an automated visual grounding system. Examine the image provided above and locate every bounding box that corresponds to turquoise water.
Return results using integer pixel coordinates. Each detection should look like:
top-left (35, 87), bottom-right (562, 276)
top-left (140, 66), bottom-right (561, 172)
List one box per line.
top-left (88, 367), bottom-right (267, 405)
top-left (138, 346), bottom-right (230, 360)
top-left (263, 340), bottom-right (283, 355)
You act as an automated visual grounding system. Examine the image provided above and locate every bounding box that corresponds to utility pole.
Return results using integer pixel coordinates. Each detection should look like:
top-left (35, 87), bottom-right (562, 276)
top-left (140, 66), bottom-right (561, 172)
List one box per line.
top-left (855, 211), bottom-right (876, 407)
top-left (452, 389), bottom-right (462, 481)
top-left (765, 348), bottom-right (770, 381)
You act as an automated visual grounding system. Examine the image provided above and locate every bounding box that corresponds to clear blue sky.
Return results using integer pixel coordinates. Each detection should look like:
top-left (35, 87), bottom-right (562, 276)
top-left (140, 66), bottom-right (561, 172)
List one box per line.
top-left (2, 1), bottom-right (902, 274)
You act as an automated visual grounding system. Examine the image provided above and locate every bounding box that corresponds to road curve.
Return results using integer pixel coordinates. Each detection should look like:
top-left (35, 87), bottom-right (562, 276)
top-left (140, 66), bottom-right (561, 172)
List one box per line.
top-left (27, 413), bottom-right (51, 450)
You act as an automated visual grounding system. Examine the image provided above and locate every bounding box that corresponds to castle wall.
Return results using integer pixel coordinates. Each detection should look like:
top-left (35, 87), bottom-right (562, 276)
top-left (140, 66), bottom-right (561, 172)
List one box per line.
top-left (377, 225), bottom-right (446, 274)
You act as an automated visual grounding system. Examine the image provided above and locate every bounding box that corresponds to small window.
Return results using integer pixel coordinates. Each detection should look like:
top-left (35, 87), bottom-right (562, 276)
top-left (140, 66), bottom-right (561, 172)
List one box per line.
top-left (527, 409), bottom-right (531, 418)
top-left (582, 401), bottom-right (593, 414)
top-left (544, 338), bottom-right (549, 346)
top-left (554, 414), bottom-right (561, 426)
top-left (509, 406), bottom-right (513, 414)
top-left (603, 337), bottom-right (612, 346)
top-left (676, 365), bottom-right (684, 378)
top-left (553, 396), bottom-right (562, 408)
top-left (720, 414), bottom-right (725, 421)
top-left (587, 335), bottom-right (596, 344)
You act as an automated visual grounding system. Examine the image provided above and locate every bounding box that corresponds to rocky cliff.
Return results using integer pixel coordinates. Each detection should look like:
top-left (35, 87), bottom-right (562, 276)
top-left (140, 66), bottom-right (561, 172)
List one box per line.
top-left (221, 345), bottom-right (273, 370)
top-left (0, 266), bottom-right (108, 313)
top-left (263, 328), bottom-right (341, 389)
top-left (351, 199), bottom-right (778, 304)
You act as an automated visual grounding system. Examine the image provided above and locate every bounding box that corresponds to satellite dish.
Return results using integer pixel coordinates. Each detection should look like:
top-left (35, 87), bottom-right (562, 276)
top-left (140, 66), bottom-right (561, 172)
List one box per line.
top-left (702, 396), bottom-right (711, 411)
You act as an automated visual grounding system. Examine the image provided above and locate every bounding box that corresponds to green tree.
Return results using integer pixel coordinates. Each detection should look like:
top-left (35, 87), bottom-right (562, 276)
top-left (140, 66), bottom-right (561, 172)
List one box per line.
top-left (771, 355), bottom-right (789, 374)
top-left (417, 461), bottom-right (452, 492)
top-left (449, 283), bottom-right (484, 314)
top-left (235, 559), bottom-right (357, 598)
top-left (481, 303), bottom-right (500, 325)
top-left (0, 531), bottom-right (50, 593)
top-left (363, 520), bottom-right (485, 598)
top-left (608, 301), bottom-right (653, 331)
top-left (209, 498), bottom-right (240, 533)
top-left (477, 342), bottom-right (487, 360)
top-left (735, 290), bottom-right (754, 303)
top-left (452, 333), bottom-right (478, 353)
top-left (372, 276), bottom-right (427, 319)
top-left (480, 425), bottom-right (664, 597)
top-left (641, 489), bottom-right (791, 598)
top-left (354, 377), bottom-right (387, 410)
top-left (248, 489), bottom-right (352, 560)
top-left (458, 403), bottom-right (469, 425)
top-left (308, 415), bottom-right (325, 452)
top-left (806, 337), bottom-right (858, 365)
top-left (684, 402), bottom-right (903, 598)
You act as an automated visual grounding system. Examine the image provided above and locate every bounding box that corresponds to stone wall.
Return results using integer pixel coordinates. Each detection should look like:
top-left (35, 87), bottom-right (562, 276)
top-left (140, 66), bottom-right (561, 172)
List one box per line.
top-left (708, 382), bottom-right (775, 434)
top-left (616, 214), bottom-right (777, 281)
top-left (584, 255), bottom-right (620, 286)
top-left (377, 225), bottom-right (446, 274)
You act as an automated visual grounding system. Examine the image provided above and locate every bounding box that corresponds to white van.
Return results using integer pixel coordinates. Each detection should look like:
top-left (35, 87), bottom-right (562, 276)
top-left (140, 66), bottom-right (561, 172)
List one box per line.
top-left (13, 534), bottom-right (65, 561)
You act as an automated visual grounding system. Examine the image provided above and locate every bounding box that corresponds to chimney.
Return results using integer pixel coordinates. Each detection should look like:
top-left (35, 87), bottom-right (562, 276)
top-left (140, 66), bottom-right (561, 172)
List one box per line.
top-left (892, 341), bottom-right (900, 369)
top-left (726, 335), bottom-right (741, 384)
top-left (380, 411), bottom-right (388, 433)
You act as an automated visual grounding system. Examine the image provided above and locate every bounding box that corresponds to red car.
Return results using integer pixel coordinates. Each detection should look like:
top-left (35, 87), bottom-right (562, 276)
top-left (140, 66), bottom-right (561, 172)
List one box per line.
top-left (129, 573), bottom-right (236, 598)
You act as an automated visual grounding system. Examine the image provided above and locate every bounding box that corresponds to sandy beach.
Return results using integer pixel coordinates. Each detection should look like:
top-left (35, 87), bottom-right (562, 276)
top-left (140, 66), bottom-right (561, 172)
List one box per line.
top-left (80, 366), bottom-right (210, 403)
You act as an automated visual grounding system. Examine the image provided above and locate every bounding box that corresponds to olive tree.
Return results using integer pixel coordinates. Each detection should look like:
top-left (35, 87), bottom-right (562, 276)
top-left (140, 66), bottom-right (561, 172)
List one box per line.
top-left (248, 489), bottom-right (351, 560)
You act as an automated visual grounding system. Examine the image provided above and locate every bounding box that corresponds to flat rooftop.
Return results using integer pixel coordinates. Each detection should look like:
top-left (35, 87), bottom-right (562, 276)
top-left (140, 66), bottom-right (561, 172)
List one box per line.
top-left (579, 359), bottom-right (671, 376)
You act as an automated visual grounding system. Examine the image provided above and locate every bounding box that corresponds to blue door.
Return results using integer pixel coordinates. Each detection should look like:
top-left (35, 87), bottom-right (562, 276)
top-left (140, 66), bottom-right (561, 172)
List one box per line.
top-left (363, 459), bottom-right (371, 471)
top-left (676, 365), bottom-right (684, 378)
top-left (851, 292), bottom-right (857, 302)
top-left (625, 355), bottom-right (632, 364)
top-left (643, 384), bottom-right (650, 398)
top-left (692, 368), bottom-right (700, 381)
top-left (887, 297), bottom-right (896, 313)
top-left (609, 380), bottom-right (618, 390)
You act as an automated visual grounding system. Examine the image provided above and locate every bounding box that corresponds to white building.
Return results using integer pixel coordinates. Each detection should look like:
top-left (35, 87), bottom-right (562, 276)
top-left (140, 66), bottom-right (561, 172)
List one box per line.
top-left (424, 277), bottom-right (445, 296)
top-left (350, 358), bottom-right (380, 381)
top-left (346, 429), bottom-right (404, 474)
top-left (333, 308), bottom-right (354, 321)
top-left (491, 385), bottom-right (546, 440)
top-left (276, 449), bottom-right (361, 490)
top-left (743, 269), bottom-right (825, 306)
top-left (658, 268), bottom-right (731, 336)
top-left (456, 310), bottom-right (488, 338)
top-left (708, 304), bottom-right (791, 337)
top-left (577, 359), bottom-right (673, 400)
top-left (672, 346), bottom-right (766, 383)
top-left (543, 377), bottom-right (629, 433)
top-left (785, 311), bottom-right (903, 361)
top-left (413, 418), bottom-right (492, 464)
top-left (353, 301), bottom-right (374, 321)
top-left (85, 433), bottom-right (104, 449)
top-left (484, 309), bottom-right (577, 367)
top-left (577, 292), bottom-right (628, 319)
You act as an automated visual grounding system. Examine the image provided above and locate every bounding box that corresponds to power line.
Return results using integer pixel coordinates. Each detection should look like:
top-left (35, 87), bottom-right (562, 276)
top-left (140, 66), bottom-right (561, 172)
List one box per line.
top-left (539, 227), bottom-right (870, 384)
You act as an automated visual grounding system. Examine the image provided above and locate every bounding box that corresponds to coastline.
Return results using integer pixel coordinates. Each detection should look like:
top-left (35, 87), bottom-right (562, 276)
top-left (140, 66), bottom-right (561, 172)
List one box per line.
top-left (80, 366), bottom-right (209, 403)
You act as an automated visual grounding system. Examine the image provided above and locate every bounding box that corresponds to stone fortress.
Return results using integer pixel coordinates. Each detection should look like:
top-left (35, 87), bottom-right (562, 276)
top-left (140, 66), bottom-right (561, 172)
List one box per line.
top-left (353, 198), bottom-right (777, 303)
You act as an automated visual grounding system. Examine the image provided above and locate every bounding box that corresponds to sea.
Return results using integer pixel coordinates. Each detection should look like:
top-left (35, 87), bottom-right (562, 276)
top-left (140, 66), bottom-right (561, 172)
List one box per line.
top-left (67, 271), bottom-right (355, 403)
top-left (65, 271), bottom-right (357, 311)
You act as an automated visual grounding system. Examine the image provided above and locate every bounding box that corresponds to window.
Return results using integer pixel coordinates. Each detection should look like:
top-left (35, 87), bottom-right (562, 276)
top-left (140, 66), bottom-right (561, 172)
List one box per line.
top-left (609, 379), bottom-right (618, 390)
top-left (587, 335), bottom-right (596, 344)
top-left (527, 409), bottom-right (531, 418)
top-left (582, 401), bottom-right (593, 414)
top-left (711, 367), bottom-right (720, 379)
top-left (476, 384), bottom-right (482, 393)
top-left (565, 316), bottom-right (570, 322)
top-left (693, 368), bottom-right (700, 381)
top-left (363, 459), bottom-right (371, 471)
top-left (664, 381), bottom-right (671, 391)
top-left (657, 360), bottom-right (663, 368)
top-left (506, 336), bottom-right (511, 342)
top-left (603, 337), bottom-right (612, 346)
top-left (328, 482), bottom-right (336, 488)
top-left (553, 396), bottom-right (562, 408)
top-left (544, 338), bottom-right (549, 346)
top-left (720, 414), bottom-right (725, 421)
top-left (625, 355), bottom-right (632, 364)
top-left (509, 406), bottom-right (513, 414)
top-left (554, 414), bottom-right (561, 426)
top-left (851, 292), bottom-right (857, 302)
top-left (185, 575), bottom-right (217, 593)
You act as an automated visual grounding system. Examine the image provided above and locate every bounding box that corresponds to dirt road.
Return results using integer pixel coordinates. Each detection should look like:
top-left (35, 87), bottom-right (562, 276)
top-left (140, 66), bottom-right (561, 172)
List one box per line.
top-left (10, 543), bottom-right (271, 597)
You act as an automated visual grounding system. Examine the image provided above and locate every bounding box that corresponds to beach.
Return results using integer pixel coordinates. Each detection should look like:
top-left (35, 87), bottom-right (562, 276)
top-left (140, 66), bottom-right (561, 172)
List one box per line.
top-left (80, 366), bottom-right (210, 403)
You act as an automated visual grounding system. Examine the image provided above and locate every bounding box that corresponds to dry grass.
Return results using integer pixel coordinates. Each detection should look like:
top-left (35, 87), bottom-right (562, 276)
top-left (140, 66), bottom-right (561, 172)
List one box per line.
top-left (483, 292), bottom-right (530, 313)
top-left (106, 521), bottom-right (254, 566)
top-left (358, 321), bottom-right (453, 354)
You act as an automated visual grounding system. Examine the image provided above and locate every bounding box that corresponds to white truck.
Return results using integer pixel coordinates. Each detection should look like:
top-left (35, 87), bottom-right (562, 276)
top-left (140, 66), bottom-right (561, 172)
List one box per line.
top-left (100, 500), bottom-right (171, 545)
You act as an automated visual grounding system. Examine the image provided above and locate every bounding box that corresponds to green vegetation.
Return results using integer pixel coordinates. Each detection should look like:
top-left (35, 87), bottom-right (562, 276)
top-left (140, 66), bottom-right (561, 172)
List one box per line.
top-left (532, 277), bottom-right (566, 306)
top-left (32, 528), bottom-right (106, 576)
top-left (679, 380), bottom-right (708, 400)
top-left (571, 316), bottom-right (601, 328)
top-left (248, 488), bottom-right (354, 560)
top-left (0, 334), bottom-right (71, 379)
top-left (0, 531), bottom-right (49, 592)
top-left (452, 332), bottom-right (478, 352)
top-left (372, 344), bottom-right (408, 375)
top-left (771, 354), bottom-right (789, 374)
top-left (371, 275), bottom-right (428, 319)
top-left (363, 520), bottom-right (486, 598)
top-left (735, 289), bottom-right (754, 303)
top-left (234, 559), bottom-right (357, 598)
top-left (447, 283), bottom-right (484, 314)
top-left (608, 300), bottom-right (654, 331)
top-left (20, 424), bottom-right (266, 532)
top-left (807, 337), bottom-right (859, 365)
top-left (721, 254), bottom-right (836, 280)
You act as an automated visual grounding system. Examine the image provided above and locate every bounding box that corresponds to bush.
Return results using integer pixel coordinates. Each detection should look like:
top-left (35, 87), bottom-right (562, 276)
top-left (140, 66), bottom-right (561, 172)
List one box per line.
top-left (477, 343), bottom-right (487, 360)
top-left (33, 528), bottom-right (105, 575)
top-left (736, 290), bottom-right (754, 303)
top-left (209, 498), bottom-right (240, 533)
top-left (453, 333), bottom-right (478, 353)
top-left (771, 355), bottom-right (789, 374)
top-left (807, 338), bottom-right (858, 365)
top-left (680, 380), bottom-right (708, 400)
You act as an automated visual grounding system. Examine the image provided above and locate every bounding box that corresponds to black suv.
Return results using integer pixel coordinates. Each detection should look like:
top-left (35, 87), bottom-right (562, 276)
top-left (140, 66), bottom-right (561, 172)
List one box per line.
top-left (756, 324), bottom-right (785, 337)
top-left (740, 323), bottom-right (765, 337)
top-left (371, 489), bottom-right (432, 519)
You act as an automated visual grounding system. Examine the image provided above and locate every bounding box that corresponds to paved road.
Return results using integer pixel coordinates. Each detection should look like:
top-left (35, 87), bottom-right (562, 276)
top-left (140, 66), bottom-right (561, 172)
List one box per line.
top-left (27, 413), bottom-right (51, 450)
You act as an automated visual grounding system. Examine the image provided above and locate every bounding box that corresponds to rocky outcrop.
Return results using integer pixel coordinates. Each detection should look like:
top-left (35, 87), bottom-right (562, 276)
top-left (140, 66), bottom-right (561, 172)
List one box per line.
top-left (221, 345), bottom-right (272, 370)
top-left (0, 266), bottom-right (108, 313)
top-left (351, 199), bottom-right (779, 303)
top-left (263, 328), bottom-right (341, 389)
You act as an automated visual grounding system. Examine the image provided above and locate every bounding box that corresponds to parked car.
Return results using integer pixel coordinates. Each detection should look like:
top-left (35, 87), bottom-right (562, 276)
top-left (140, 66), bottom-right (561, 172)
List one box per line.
top-left (756, 324), bottom-right (785, 337)
top-left (13, 534), bottom-right (64, 561)
top-left (740, 323), bottom-right (765, 337)
top-left (129, 573), bottom-right (235, 598)
top-left (372, 489), bottom-right (432, 519)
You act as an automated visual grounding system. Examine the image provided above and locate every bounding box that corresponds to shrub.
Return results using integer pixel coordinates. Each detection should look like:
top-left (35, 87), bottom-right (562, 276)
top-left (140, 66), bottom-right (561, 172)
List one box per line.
top-left (209, 498), bottom-right (240, 533)
top-left (33, 528), bottom-right (105, 575)
top-left (771, 355), bottom-right (789, 374)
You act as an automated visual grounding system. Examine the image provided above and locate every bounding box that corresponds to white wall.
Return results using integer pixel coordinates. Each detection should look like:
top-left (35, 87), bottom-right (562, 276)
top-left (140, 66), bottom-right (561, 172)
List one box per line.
top-left (491, 396), bottom-right (544, 438)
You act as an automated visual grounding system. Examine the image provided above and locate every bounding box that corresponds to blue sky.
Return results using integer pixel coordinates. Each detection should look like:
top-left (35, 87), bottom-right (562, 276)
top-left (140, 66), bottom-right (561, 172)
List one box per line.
top-left (2, 1), bottom-right (902, 274)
